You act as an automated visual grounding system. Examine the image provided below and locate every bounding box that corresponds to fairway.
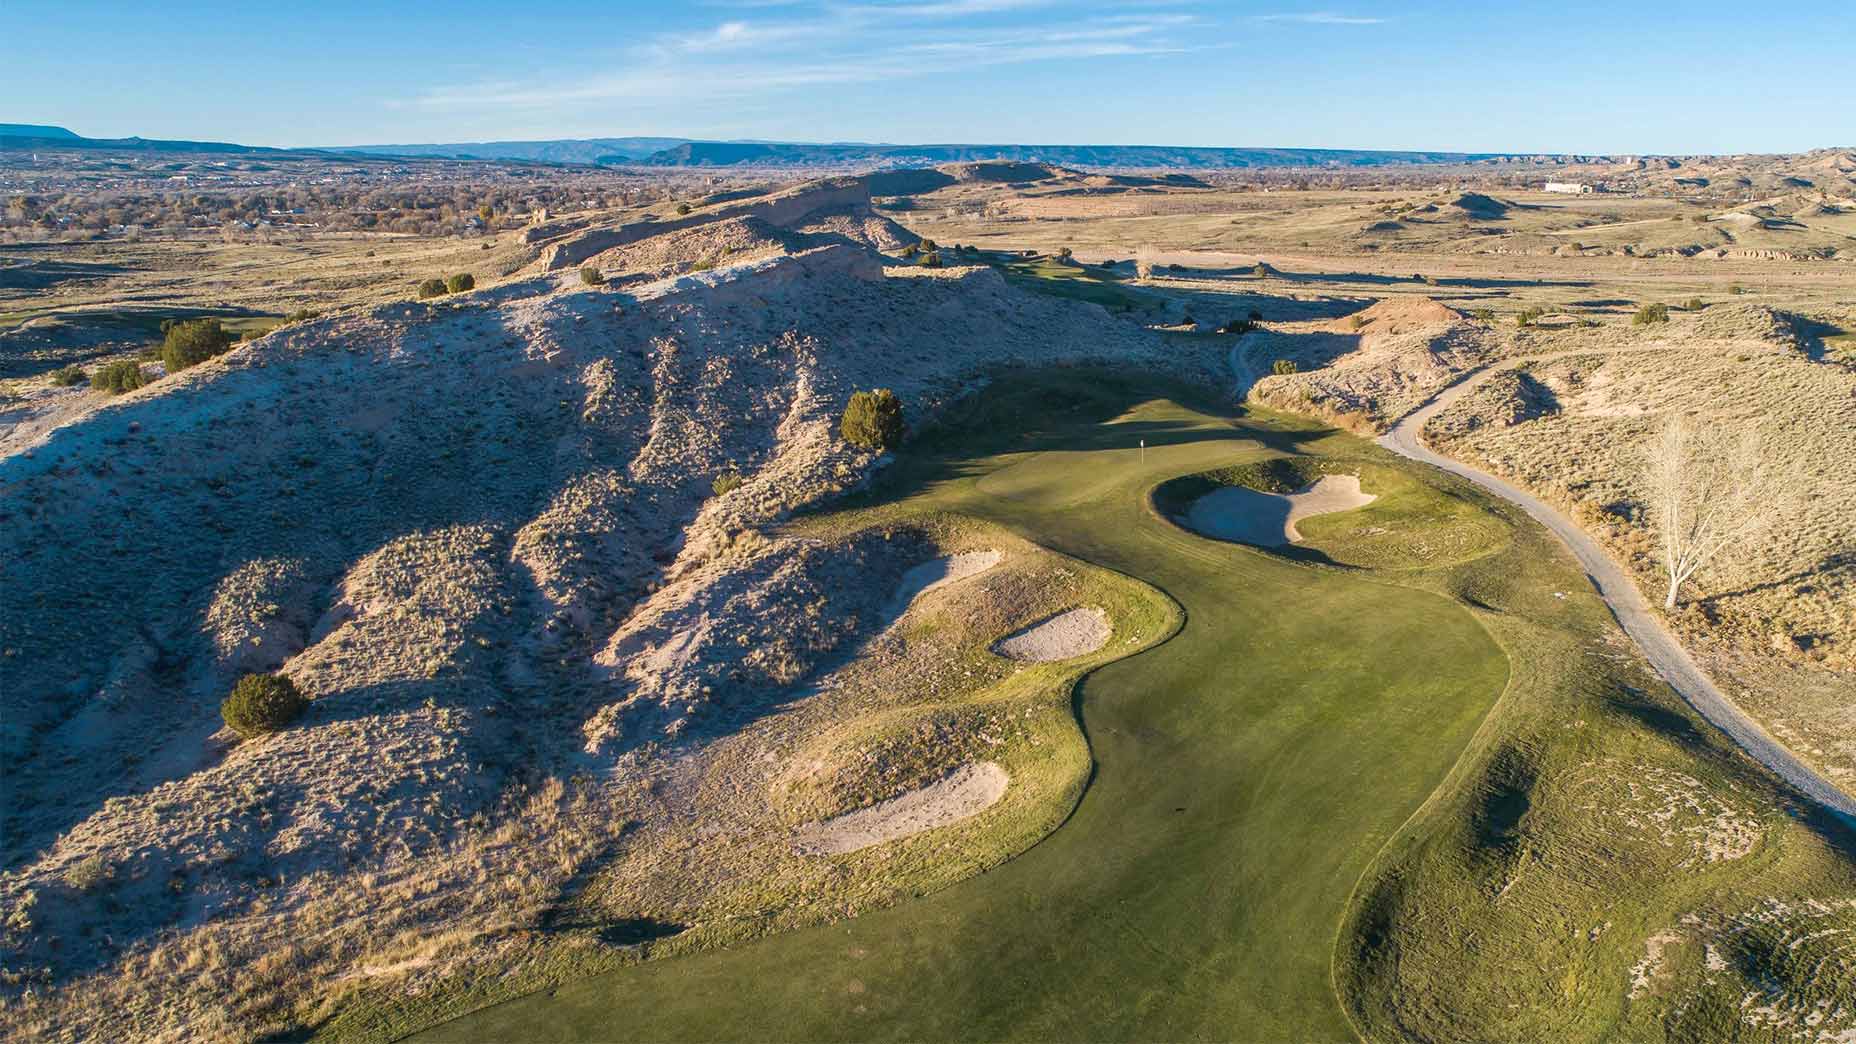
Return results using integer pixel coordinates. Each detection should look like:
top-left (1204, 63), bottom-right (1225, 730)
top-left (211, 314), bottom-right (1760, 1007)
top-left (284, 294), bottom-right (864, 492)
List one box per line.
top-left (408, 374), bottom-right (1510, 1042)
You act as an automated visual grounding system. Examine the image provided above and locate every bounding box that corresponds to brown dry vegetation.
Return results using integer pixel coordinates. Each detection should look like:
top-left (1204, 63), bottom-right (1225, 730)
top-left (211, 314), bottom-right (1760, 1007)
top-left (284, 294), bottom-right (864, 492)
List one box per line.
top-left (0, 175), bottom-right (1220, 1040)
top-left (3, 152), bottom-right (1853, 1040)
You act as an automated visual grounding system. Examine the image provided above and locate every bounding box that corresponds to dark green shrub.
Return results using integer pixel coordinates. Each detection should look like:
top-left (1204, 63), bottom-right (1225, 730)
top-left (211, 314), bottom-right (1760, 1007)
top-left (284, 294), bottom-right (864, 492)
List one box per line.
top-left (675, 202), bottom-right (693, 215)
top-left (161, 318), bottom-right (233, 373)
top-left (899, 244), bottom-right (919, 259)
top-left (712, 470), bottom-right (744, 496)
top-left (1515, 306), bottom-right (1547, 327)
top-left (283, 309), bottom-right (320, 323)
top-left (1471, 308), bottom-right (1496, 322)
top-left (918, 251), bottom-right (943, 268)
top-left (49, 365), bottom-right (86, 387)
top-left (445, 273), bottom-right (475, 293)
top-left (580, 265), bottom-right (605, 286)
top-left (221, 673), bottom-right (308, 739)
top-left (1253, 263), bottom-right (1269, 278)
top-left (1633, 302), bottom-right (1670, 325)
top-left (91, 359), bottom-right (150, 394)
top-left (840, 389), bottom-right (904, 451)
top-left (1218, 319), bottom-right (1255, 335)
top-left (1684, 297), bottom-right (1705, 311)
top-left (1272, 359), bottom-right (1299, 375)
top-left (416, 278), bottom-right (448, 299)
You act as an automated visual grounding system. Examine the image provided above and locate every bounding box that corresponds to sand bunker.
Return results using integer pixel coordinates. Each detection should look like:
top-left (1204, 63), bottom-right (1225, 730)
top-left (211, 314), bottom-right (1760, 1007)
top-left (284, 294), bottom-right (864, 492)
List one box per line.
top-left (991, 607), bottom-right (1110, 662)
top-left (1184, 475), bottom-right (1377, 547)
top-left (796, 762), bottom-right (1009, 855)
top-left (888, 550), bottom-right (1002, 612)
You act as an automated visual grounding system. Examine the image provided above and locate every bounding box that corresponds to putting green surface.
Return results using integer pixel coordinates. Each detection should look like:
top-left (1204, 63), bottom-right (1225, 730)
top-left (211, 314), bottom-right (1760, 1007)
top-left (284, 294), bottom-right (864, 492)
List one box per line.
top-left (411, 374), bottom-right (1510, 1042)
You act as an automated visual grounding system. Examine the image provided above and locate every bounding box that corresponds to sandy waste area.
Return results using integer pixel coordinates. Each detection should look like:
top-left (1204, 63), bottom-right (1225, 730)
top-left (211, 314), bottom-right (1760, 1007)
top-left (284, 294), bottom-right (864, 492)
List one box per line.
top-left (991, 607), bottom-right (1111, 662)
top-left (795, 761), bottom-right (1010, 855)
top-left (1185, 475), bottom-right (1376, 547)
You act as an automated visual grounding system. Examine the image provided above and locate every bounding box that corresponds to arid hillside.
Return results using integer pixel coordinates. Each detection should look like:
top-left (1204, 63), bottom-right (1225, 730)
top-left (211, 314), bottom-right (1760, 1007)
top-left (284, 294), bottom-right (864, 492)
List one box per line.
top-left (1243, 299), bottom-right (1856, 782)
top-left (0, 177), bottom-right (1221, 1041)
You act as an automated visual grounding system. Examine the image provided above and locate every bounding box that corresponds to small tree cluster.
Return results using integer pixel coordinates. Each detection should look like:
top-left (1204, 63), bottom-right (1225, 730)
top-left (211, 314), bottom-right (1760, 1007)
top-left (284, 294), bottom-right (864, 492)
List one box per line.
top-left (49, 365), bottom-right (86, 387)
top-left (1272, 359), bottom-right (1299, 375)
top-left (221, 672), bottom-right (308, 739)
top-left (1253, 262), bottom-right (1270, 278)
top-left (580, 265), bottom-right (605, 286)
top-left (161, 318), bottom-right (234, 373)
top-left (840, 389), bottom-right (904, 451)
top-left (446, 272), bottom-right (475, 294)
top-left (918, 251), bottom-right (943, 268)
top-left (416, 278), bottom-right (448, 299)
top-left (1633, 302), bottom-right (1670, 325)
top-left (91, 359), bottom-right (151, 394)
top-left (1515, 306), bottom-right (1547, 327)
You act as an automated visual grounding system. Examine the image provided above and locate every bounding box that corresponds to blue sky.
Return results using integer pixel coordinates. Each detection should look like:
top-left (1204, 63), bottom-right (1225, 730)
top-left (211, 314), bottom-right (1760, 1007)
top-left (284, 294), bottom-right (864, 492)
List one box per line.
top-left (6, 1), bottom-right (1852, 153)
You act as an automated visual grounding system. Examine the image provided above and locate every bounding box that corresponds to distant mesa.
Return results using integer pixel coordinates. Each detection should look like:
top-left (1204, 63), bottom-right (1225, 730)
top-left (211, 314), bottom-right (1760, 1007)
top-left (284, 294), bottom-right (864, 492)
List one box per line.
top-left (0, 123), bottom-right (80, 140)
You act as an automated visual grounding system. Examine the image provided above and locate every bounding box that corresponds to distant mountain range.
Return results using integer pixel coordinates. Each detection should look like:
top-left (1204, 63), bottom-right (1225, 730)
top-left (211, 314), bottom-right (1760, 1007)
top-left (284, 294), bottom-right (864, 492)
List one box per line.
top-left (336, 137), bottom-right (690, 164)
top-left (0, 123), bottom-right (1621, 171)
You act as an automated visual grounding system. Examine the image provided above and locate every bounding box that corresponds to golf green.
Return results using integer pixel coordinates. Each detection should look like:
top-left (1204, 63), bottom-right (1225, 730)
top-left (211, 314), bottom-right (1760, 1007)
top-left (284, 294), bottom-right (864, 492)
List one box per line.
top-left (412, 378), bottom-right (1509, 1042)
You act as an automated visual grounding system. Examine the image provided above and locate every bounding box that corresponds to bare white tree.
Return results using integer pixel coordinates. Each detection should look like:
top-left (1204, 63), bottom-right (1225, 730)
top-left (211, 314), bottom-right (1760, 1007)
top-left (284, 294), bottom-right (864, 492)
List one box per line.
top-left (1134, 245), bottom-right (1157, 282)
top-left (1640, 413), bottom-right (1795, 609)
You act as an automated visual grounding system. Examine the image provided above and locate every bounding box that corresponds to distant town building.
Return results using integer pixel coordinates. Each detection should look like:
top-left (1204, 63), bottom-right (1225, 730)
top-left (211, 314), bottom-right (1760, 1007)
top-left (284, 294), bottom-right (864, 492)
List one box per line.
top-left (1544, 181), bottom-right (1597, 194)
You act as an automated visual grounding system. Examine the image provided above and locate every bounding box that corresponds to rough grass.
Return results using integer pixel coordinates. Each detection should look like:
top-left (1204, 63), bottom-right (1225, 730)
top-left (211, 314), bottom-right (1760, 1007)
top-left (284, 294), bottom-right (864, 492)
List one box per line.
top-left (399, 369), bottom-right (1856, 1043)
top-left (392, 372), bottom-right (1508, 1041)
top-left (989, 254), bottom-right (1161, 313)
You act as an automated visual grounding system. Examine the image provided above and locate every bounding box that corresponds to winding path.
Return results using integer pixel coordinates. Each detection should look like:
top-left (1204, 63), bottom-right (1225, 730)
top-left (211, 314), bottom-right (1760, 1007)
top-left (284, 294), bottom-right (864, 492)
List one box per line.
top-left (1233, 338), bottom-right (1856, 821)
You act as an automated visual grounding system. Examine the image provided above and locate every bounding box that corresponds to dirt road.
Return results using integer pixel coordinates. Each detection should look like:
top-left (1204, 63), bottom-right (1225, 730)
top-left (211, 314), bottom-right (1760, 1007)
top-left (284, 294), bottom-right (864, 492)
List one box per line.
top-left (1377, 355), bottom-right (1856, 822)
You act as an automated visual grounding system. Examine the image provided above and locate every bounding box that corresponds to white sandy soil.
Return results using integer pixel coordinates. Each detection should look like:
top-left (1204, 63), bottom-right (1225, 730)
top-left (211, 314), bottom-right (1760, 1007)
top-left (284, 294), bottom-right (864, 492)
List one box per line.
top-left (1185, 475), bottom-right (1377, 547)
top-left (991, 607), bottom-right (1111, 662)
top-left (888, 550), bottom-right (1003, 613)
top-left (795, 761), bottom-right (1009, 855)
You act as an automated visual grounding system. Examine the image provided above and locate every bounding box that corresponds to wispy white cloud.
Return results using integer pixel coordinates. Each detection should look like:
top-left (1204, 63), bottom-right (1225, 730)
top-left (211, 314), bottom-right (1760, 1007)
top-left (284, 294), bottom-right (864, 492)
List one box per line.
top-left (1253, 11), bottom-right (1386, 24)
top-left (405, 3), bottom-right (1201, 112)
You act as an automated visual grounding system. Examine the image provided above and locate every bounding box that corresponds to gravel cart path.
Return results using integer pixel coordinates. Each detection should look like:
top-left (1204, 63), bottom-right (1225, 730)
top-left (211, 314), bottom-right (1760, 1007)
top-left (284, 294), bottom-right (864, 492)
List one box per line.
top-left (1359, 350), bottom-right (1856, 822)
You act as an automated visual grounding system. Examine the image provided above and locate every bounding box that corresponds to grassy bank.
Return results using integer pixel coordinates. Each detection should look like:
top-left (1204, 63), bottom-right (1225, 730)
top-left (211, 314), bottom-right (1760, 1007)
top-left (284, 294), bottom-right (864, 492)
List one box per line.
top-left (401, 371), bottom-right (1507, 1041)
top-left (393, 369), bottom-right (1854, 1042)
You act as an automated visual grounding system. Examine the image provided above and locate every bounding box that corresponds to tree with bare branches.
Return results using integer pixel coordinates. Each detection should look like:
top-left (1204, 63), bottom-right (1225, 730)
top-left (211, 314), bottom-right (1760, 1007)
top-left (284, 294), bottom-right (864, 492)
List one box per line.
top-left (1640, 413), bottom-right (1796, 609)
top-left (1134, 245), bottom-right (1156, 282)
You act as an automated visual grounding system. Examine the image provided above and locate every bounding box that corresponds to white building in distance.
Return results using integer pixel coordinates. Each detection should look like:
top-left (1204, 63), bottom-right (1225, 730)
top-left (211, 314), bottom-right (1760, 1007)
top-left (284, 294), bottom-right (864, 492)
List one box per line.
top-left (1544, 181), bottom-right (1598, 194)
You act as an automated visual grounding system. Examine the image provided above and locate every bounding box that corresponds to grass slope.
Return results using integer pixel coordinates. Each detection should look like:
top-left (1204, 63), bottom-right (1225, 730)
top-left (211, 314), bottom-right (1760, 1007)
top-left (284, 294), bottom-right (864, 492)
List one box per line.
top-left (401, 369), bottom-right (1856, 1042)
top-left (404, 372), bottom-right (1508, 1041)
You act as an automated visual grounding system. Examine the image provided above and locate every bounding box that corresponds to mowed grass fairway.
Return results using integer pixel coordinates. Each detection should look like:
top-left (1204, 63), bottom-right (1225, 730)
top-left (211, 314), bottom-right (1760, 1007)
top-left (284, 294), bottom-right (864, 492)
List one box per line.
top-left (410, 373), bottom-right (1510, 1041)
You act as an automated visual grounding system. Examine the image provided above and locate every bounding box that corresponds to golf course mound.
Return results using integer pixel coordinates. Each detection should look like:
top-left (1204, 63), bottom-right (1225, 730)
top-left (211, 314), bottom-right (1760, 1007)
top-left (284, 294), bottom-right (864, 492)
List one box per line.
top-left (795, 761), bottom-right (1010, 855)
top-left (991, 607), bottom-right (1111, 661)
